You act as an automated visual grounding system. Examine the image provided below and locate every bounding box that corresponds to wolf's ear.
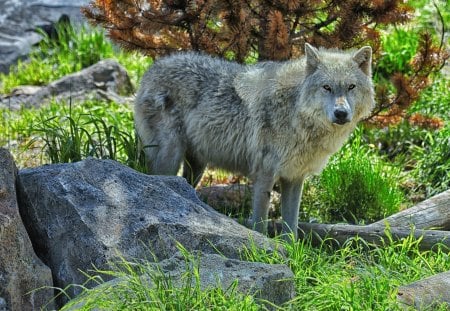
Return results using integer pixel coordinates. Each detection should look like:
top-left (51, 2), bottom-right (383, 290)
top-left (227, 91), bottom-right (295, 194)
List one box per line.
top-left (305, 43), bottom-right (320, 74)
top-left (353, 46), bottom-right (372, 76)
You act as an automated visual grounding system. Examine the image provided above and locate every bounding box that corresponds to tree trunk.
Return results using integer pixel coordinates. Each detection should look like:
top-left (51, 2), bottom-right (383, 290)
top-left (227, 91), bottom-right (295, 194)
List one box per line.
top-left (371, 190), bottom-right (450, 230)
top-left (266, 191), bottom-right (450, 250)
top-left (298, 222), bottom-right (450, 250)
top-left (268, 221), bottom-right (450, 251)
top-left (397, 271), bottom-right (450, 309)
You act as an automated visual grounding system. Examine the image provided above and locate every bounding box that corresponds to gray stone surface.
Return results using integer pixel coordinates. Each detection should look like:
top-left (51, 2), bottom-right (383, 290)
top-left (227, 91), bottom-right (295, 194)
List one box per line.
top-left (397, 271), bottom-right (450, 310)
top-left (17, 157), bottom-right (280, 307)
top-left (154, 252), bottom-right (295, 306)
top-left (0, 148), bottom-right (54, 310)
top-left (0, 0), bottom-right (89, 73)
top-left (69, 252), bottom-right (295, 309)
top-left (0, 298), bottom-right (6, 311)
top-left (0, 59), bottom-right (133, 109)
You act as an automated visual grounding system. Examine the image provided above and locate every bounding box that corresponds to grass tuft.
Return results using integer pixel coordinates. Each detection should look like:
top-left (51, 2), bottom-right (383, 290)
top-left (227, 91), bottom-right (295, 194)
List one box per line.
top-left (3, 99), bottom-right (146, 171)
top-left (302, 128), bottom-right (405, 224)
top-left (60, 246), bottom-right (260, 311)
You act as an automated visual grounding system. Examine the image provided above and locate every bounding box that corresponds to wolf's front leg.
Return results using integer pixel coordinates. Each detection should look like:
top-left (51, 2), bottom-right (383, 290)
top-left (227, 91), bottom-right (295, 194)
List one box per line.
top-left (280, 178), bottom-right (304, 240)
top-left (251, 174), bottom-right (275, 234)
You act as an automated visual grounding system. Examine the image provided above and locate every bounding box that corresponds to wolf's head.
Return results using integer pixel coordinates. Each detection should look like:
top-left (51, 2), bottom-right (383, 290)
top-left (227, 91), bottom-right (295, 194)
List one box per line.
top-left (299, 43), bottom-right (375, 127)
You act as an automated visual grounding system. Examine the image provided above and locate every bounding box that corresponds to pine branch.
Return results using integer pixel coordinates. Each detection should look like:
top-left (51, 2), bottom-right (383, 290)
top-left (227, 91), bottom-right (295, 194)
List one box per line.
top-left (82, 0), bottom-right (446, 128)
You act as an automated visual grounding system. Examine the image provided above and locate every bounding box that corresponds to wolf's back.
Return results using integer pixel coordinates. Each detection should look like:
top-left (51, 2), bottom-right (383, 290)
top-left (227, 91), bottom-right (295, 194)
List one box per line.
top-left (136, 53), bottom-right (244, 110)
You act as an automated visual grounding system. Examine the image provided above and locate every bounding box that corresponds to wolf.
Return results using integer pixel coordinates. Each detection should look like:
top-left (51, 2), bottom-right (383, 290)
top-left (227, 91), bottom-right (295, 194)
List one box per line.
top-left (134, 43), bottom-right (375, 239)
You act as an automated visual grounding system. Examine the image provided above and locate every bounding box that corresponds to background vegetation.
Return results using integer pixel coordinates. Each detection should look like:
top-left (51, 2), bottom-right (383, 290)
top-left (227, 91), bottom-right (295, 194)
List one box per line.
top-left (0, 0), bottom-right (449, 309)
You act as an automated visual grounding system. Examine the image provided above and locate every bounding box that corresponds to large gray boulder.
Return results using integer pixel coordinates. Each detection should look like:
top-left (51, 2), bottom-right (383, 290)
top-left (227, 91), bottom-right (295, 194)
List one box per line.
top-left (0, 148), bottom-right (54, 310)
top-left (0, 0), bottom-right (89, 74)
top-left (17, 158), bottom-right (283, 307)
top-left (0, 59), bottom-right (133, 109)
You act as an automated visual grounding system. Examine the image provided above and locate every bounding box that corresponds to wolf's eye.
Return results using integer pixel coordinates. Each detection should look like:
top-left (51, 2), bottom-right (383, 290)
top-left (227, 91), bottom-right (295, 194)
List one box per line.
top-left (348, 84), bottom-right (356, 90)
top-left (323, 85), bottom-right (332, 92)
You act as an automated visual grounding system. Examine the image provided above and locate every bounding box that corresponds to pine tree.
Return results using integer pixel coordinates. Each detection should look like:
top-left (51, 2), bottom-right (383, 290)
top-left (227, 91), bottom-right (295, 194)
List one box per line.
top-left (82, 0), bottom-right (448, 126)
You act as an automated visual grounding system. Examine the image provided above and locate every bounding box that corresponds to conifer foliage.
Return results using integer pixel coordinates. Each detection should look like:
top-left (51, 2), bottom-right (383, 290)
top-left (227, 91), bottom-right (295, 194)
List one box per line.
top-left (82, 0), bottom-right (448, 125)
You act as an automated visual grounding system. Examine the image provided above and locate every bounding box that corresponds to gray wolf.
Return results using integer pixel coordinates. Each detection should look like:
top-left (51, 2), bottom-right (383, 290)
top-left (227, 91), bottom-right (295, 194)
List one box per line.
top-left (134, 44), bottom-right (375, 239)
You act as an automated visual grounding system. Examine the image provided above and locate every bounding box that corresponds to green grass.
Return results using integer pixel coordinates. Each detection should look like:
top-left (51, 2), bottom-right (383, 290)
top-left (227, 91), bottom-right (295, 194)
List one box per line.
top-left (409, 78), bottom-right (450, 123)
top-left (0, 100), bottom-right (145, 171)
top-left (52, 235), bottom-right (450, 311)
top-left (58, 245), bottom-right (260, 311)
top-left (413, 125), bottom-right (450, 197)
top-left (409, 0), bottom-right (450, 36)
top-left (0, 23), bottom-right (151, 94)
top-left (0, 25), bottom-right (112, 93)
top-left (361, 76), bottom-right (450, 201)
top-left (245, 234), bottom-right (450, 311)
top-left (301, 129), bottom-right (405, 224)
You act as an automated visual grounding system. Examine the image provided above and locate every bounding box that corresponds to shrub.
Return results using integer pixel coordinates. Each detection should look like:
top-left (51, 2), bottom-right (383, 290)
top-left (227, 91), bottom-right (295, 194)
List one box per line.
top-left (302, 129), bottom-right (405, 224)
top-left (83, 0), bottom-right (448, 129)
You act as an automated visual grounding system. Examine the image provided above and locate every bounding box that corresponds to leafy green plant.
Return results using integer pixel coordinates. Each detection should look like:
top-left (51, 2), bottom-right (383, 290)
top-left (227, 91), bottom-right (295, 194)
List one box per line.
top-left (374, 28), bottom-right (420, 81)
top-left (302, 129), bottom-right (405, 224)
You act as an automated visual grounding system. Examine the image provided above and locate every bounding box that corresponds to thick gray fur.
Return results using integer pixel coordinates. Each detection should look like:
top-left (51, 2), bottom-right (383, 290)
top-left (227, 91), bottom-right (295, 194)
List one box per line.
top-left (134, 44), bottom-right (375, 239)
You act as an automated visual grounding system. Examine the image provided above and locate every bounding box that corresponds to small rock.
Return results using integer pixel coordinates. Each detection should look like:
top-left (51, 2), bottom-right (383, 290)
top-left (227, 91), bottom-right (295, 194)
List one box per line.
top-left (69, 252), bottom-right (295, 309)
top-left (0, 298), bottom-right (7, 311)
top-left (397, 271), bottom-right (450, 310)
top-left (0, 59), bottom-right (133, 109)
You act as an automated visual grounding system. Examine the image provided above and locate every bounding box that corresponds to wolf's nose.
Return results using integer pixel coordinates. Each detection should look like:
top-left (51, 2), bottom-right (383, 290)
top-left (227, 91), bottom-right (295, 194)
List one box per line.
top-left (334, 108), bottom-right (348, 122)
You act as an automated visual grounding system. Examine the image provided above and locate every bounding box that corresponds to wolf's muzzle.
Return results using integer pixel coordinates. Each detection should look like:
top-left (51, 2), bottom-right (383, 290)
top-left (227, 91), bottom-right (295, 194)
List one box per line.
top-left (333, 108), bottom-right (350, 124)
top-left (332, 96), bottom-right (351, 125)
